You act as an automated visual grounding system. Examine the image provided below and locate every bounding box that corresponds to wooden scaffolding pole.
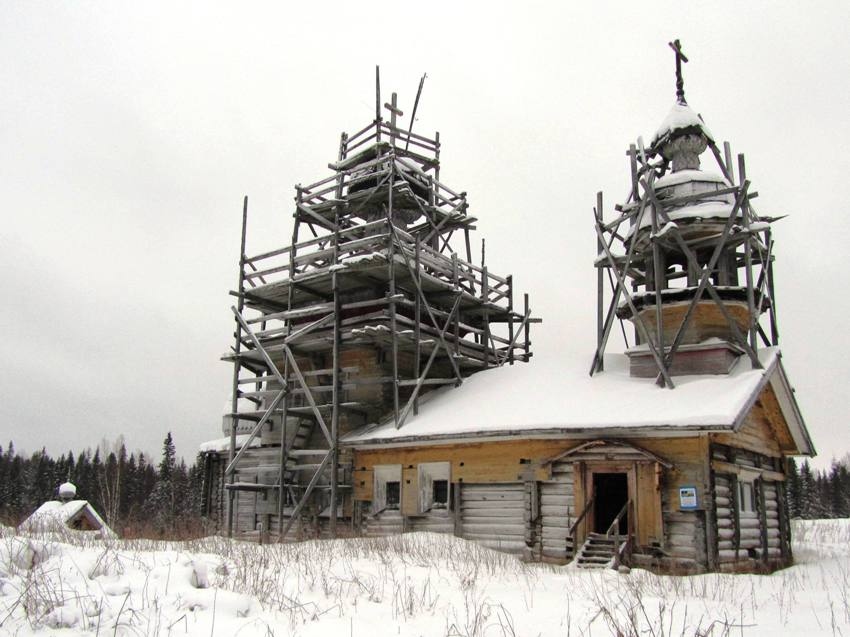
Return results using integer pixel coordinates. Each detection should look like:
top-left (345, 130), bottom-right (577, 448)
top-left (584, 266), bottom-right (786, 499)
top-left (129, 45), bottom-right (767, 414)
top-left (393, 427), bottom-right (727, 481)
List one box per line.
top-left (277, 190), bottom-right (302, 539)
top-left (227, 195), bottom-right (249, 538)
top-left (329, 131), bottom-right (346, 538)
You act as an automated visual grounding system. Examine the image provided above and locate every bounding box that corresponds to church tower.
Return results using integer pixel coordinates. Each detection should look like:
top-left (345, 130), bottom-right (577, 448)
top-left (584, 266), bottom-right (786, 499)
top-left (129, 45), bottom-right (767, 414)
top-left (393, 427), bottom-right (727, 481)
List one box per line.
top-left (213, 71), bottom-right (535, 539)
top-left (591, 41), bottom-right (779, 385)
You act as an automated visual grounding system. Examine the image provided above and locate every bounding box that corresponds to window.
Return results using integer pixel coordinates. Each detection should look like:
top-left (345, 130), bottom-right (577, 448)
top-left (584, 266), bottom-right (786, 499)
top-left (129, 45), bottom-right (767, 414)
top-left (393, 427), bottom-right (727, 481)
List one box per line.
top-left (386, 481), bottom-right (401, 510)
top-left (737, 481), bottom-right (755, 513)
top-left (432, 480), bottom-right (449, 509)
top-left (372, 464), bottom-right (402, 514)
top-left (418, 462), bottom-right (451, 513)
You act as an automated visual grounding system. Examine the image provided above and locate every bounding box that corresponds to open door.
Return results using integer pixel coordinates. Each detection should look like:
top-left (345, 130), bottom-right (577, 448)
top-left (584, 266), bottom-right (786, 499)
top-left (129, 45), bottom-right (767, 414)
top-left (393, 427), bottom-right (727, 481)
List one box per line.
top-left (593, 472), bottom-right (629, 534)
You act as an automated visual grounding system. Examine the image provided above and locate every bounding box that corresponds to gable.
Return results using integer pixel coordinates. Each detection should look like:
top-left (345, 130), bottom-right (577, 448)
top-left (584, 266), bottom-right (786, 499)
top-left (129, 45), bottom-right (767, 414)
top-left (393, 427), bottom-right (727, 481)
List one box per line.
top-left (716, 368), bottom-right (812, 457)
top-left (543, 439), bottom-right (673, 467)
top-left (766, 361), bottom-right (815, 456)
top-left (712, 393), bottom-right (783, 457)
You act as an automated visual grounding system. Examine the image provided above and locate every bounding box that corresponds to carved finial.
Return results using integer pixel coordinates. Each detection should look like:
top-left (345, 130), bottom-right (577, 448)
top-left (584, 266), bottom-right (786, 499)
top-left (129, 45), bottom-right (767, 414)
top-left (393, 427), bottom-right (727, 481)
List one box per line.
top-left (668, 39), bottom-right (689, 105)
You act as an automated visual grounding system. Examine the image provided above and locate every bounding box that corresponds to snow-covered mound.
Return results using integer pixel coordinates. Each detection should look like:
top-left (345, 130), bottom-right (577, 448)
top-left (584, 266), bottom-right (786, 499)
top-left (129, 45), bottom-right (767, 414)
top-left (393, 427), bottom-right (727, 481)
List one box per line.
top-left (1, 520), bottom-right (848, 635)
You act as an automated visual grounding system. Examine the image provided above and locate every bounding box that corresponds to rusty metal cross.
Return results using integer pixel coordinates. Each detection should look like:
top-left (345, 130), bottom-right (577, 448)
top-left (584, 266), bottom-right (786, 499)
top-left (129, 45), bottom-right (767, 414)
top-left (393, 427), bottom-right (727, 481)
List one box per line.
top-left (669, 39), bottom-right (689, 104)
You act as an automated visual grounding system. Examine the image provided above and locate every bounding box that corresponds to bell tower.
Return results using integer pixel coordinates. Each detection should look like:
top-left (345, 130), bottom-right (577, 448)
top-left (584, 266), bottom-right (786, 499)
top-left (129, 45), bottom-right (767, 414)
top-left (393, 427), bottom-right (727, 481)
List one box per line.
top-left (591, 41), bottom-right (779, 385)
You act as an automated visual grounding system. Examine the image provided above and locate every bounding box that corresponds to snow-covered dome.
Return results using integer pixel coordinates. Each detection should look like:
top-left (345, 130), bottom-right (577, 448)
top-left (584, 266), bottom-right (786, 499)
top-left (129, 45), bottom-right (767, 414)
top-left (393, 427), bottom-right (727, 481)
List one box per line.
top-left (651, 102), bottom-right (714, 148)
top-left (58, 481), bottom-right (77, 501)
top-left (651, 103), bottom-right (714, 172)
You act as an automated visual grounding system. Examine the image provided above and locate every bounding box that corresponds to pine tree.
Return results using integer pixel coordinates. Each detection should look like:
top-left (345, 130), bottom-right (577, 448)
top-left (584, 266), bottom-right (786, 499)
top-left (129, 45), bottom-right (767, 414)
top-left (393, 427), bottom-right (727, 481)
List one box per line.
top-left (786, 457), bottom-right (801, 518)
top-left (0, 443), bottom-right (11, 522)
top-left (799, 460), bottom-right (816, 519)
top-left (7, 451), bottom-right (25, 522)
top-left (147, 433), bottom-right (178, 535)
top-left (829, 462), bottom-right (850, 518)
top-left (24, 448), bottom-right (51, 512)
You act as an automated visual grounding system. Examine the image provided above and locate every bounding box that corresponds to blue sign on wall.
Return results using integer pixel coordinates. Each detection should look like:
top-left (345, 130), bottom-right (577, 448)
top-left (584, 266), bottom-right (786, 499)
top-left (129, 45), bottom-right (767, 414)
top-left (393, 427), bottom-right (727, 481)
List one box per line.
top-left (679, 485), bottom-right (698, 510)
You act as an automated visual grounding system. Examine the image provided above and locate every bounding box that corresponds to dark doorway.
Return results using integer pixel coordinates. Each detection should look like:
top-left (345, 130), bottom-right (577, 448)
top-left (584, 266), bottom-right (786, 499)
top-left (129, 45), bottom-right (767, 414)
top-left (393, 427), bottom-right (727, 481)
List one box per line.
top-left (593, 473), bottom-right (629, 535)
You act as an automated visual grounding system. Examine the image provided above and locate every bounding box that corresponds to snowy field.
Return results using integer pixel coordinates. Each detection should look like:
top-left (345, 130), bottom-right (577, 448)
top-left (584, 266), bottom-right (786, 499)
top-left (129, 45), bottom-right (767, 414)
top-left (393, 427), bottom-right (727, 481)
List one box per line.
top-left (1, 520), bottom-right (848, 636)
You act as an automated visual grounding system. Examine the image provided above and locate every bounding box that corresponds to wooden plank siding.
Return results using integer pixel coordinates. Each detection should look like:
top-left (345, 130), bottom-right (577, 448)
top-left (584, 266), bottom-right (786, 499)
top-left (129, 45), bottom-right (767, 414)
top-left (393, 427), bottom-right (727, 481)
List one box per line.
top-left (352, 439), bottom-right (564, 493)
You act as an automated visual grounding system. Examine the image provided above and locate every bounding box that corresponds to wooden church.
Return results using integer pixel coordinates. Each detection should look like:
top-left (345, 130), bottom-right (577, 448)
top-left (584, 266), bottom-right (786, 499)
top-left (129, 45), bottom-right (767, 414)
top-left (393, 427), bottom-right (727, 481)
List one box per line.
top-left (201, 46), bottom-right (814, 574)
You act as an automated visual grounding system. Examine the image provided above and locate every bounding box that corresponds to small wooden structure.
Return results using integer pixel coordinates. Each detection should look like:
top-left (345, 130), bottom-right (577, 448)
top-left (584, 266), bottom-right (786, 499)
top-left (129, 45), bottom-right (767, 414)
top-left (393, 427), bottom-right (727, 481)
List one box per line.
top-left (20, 482), bottom-right (115, 538)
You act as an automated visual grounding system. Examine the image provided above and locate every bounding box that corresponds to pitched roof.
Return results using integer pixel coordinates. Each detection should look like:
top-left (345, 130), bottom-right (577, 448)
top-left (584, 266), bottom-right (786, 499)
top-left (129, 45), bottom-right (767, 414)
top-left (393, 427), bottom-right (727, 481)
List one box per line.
top-left (343, 347), bottom-right (813, 454)
top-left (20, 500), bottom-right (115, 538)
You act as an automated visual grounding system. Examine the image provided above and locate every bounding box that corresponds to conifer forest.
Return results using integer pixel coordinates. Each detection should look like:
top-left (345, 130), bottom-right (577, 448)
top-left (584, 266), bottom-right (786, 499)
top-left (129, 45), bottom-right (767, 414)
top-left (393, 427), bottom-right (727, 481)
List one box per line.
top-left (0, 433), bottom-right (206, 537)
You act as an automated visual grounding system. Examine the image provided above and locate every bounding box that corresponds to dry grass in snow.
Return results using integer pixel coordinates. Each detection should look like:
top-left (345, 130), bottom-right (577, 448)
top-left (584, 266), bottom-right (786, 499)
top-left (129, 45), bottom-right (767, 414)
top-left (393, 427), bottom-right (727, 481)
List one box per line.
top-left (0, 519), bottom-right (848, 635)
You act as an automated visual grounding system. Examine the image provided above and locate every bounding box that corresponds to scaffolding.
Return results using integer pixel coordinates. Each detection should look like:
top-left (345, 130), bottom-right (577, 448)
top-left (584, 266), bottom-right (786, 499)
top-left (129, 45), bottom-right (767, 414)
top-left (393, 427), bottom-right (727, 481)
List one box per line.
top-left (222, 74), bottom-right (536, 539)
top-left (590, 42), bottom-right (779, 387)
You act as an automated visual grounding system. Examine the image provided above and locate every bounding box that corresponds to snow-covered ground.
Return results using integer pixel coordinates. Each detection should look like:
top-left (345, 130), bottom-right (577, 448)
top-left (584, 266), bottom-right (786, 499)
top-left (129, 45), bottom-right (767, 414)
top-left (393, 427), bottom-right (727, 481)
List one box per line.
top-left (1, 519), bottom-right (848, 636)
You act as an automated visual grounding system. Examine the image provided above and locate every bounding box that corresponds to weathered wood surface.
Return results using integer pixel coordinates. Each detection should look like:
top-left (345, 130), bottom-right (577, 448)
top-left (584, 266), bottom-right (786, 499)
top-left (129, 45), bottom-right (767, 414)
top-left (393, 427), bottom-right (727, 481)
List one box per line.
top-left (364, 509), bottom-right (404, 537)
top-left (460, 483), bottom-right (527, 555)
top-left (712, 399), bottom-right (782, 458)
top-left (540, 461), bottom-right (575, 562)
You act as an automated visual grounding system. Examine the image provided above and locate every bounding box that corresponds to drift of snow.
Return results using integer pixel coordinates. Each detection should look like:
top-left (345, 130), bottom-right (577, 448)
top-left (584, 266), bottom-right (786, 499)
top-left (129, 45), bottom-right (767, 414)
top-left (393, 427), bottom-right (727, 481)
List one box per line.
top-left (1, 520), bottom-right (849, 635)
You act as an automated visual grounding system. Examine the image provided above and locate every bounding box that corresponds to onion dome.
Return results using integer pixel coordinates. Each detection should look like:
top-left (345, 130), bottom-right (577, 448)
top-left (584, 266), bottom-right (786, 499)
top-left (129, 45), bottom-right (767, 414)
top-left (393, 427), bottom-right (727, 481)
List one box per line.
top-left (58, 481), bottom-right (77, 501)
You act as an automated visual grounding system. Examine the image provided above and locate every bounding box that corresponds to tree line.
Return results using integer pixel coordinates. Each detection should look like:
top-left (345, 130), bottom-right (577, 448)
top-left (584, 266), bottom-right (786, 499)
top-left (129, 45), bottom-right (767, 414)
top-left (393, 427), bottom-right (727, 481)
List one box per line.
top-left (786, 457), bottom-right (850, 519)
top-left (2, 439), bottom-right (848, 537)
top-left (0, 433), bottom-right (208, 538)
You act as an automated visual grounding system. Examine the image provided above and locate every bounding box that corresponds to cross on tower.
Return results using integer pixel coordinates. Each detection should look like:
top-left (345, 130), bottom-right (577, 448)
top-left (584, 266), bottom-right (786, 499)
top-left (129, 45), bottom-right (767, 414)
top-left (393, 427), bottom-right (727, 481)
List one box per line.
top-left (384, 92), bottom-right (404, 146)
top-left (668, 39), bottom-right (689, 105)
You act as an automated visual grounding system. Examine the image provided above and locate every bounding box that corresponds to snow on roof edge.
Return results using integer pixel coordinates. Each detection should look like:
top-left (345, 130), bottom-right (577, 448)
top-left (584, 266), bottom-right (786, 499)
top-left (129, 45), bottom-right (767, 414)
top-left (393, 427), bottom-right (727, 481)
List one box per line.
top-left (342, 348), bottom-right (781, 447)
top-left (199, 434), bottom-right (261, 453)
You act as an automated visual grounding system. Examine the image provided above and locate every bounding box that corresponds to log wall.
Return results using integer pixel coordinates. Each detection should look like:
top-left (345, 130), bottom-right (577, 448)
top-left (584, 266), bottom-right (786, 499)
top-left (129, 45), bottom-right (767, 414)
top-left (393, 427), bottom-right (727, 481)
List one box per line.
top-left (539, 460), bottom-right (575, 562)
top-left (459, 483), bottom-right (528, 556)
top-left (711, 443), bottom-right (791, 571)
top-left (353, 436), bottom-right (710, 570)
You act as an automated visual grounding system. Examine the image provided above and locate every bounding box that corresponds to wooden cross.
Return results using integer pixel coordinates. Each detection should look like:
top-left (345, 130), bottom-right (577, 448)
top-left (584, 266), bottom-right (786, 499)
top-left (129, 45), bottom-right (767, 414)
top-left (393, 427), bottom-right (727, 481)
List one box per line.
top-left (384, 92), bottom-right (403, 145)
top-left (668, 39), bottom-right (689, 104)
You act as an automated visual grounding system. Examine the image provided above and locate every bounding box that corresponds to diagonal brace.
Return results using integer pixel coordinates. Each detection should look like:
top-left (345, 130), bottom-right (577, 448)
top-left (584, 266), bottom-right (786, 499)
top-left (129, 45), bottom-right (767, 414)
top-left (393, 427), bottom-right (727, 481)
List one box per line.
top-left (284, 346), bottom-right (333, 445)
top-left (225, 389), bottom-right (286, 476)
top-left (279, 450), bottom-right (333, 539)
top-left (396, 293), bottom-right (463, 428)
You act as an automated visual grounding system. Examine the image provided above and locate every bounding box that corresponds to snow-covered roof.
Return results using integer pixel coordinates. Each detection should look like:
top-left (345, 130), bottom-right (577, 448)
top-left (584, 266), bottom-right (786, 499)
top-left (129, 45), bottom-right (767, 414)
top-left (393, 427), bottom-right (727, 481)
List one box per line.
top-left (630, 200), bottom-right (741, 235)
top-left (199, 434), bottom-right (262, 453)
top-left (20, 500), bottom-right (115, 538)
top-left (342, 347), bottom-right (809, 450)
top-left (654, 169), bottom-right (728, 190)
top-left (651, 102), bottom-right (714, 147)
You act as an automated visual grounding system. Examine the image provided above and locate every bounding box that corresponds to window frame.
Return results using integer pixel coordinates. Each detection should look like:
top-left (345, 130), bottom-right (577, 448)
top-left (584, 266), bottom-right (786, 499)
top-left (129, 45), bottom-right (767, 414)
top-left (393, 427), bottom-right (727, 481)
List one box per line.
top-left (737, 479), bottom-right (756, 514)
top-left (372, 464), bottom-right (402, 515)
top-left (417, 462), bottom-right (451, 513)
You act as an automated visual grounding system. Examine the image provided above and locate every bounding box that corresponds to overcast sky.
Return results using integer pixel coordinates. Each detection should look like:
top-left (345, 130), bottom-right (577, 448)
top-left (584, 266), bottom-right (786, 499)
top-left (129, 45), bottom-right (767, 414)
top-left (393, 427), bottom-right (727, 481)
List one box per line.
top-left (1, 1), bottom-right (848, 469)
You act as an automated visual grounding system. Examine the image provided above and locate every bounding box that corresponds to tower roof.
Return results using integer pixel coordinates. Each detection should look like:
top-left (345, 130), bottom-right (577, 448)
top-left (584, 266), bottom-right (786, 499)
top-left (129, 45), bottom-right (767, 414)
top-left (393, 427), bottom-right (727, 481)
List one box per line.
top-left (651, 102), bottom-right (714, 150)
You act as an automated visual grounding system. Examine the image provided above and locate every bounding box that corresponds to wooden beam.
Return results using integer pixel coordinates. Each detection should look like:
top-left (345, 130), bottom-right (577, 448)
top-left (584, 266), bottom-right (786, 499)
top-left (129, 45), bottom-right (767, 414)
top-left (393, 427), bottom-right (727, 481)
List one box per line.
top-left (284, 346), bottom-right (332, 445)
top-left (224, 389), bottom-right (286, 476)
top-left (711, 460), bottom-right (785, 482)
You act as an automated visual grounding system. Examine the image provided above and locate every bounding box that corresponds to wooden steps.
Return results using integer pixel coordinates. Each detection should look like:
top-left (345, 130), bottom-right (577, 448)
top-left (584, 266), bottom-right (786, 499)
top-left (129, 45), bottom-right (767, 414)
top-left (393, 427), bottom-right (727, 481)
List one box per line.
top-left (575, 533), bottom-right (620, 569)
